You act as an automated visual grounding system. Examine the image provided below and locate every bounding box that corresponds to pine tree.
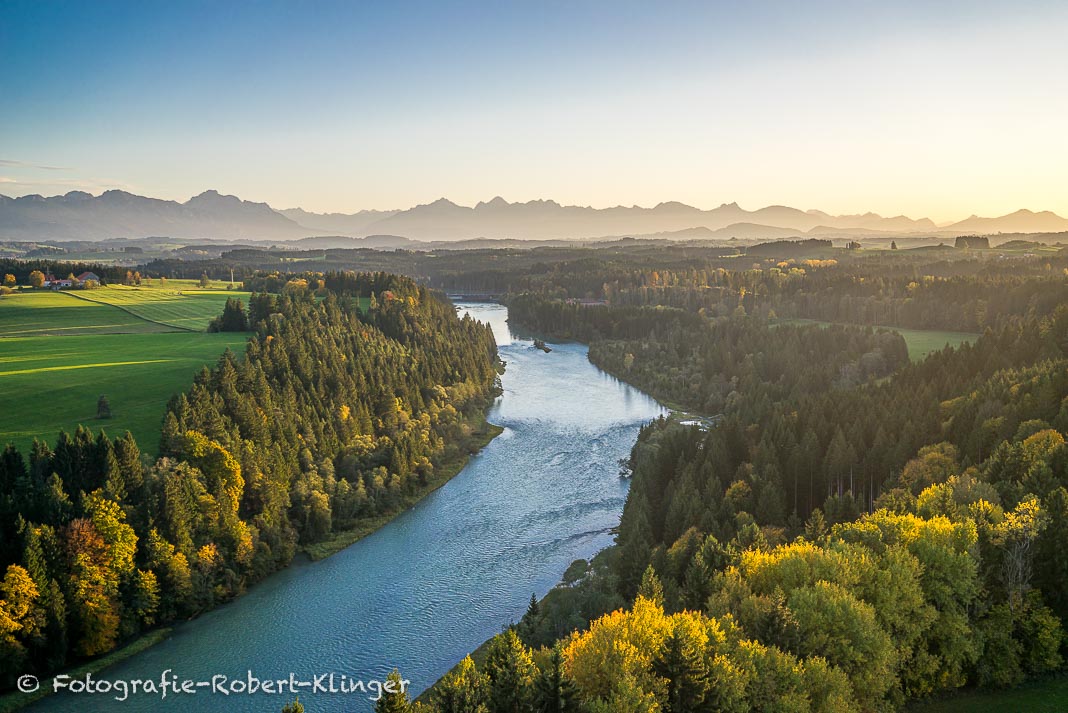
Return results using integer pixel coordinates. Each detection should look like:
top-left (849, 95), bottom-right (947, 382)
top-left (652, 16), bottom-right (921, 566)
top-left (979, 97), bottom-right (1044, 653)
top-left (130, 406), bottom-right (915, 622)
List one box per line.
top-left (95, 432), bottom-right (124, 503)
top-left (637, 565), bottom-right (664, 607)
top-left (97, 394), bottom-right (112, 419)
top-left (531, 645), bottom-right (577, 713)
top-left (374, 669), bottom-right (413, 712)
top-left (432, 656), bottom-right (489, 713)
top-left (518, 593), bottom-right (541, 644)
top-left (483, 629), bottom-right (535, 713)
top-left (653, 624), bottom-right (712, 713)
top-left (805, 508), bottom-right (828, 542)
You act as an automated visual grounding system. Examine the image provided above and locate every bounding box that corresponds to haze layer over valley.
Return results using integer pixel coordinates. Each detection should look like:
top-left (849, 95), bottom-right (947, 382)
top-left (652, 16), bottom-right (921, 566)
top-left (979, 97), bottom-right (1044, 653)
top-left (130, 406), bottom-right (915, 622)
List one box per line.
top-left (4, 189), bottom-right (1068, 243)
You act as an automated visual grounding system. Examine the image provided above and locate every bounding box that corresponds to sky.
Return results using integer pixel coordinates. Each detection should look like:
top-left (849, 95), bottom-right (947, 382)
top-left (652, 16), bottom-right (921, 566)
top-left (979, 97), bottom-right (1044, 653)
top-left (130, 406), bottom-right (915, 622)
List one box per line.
top-left (2, 0), bottom-right (1067, 222)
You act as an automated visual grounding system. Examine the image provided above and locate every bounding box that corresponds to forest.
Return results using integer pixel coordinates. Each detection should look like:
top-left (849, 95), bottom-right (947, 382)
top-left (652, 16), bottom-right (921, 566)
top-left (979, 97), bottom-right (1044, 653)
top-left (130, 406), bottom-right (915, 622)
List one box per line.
top-left (6, 242), bottom-right (1068, 712)
top-left (360, 250), bottom-right (1068, 713)
top-left (0, 271), bottom-right (500, 689)
top-left (133, 239), bottom-right (1068, 333)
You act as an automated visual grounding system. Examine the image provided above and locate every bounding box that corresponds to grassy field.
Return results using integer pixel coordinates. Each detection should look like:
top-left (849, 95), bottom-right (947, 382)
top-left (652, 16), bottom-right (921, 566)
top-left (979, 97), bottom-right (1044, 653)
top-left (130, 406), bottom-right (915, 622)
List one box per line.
top-left (908, 676), bottom-right (1068, 712)
top-left (889, 326), bottom-right (978, 361)
top-left (0, 332), bottom-right (248, 453)
top-left (777, 319), bottom-right (978, 362)
top-left (68, 283), bottom-right (251, 331)
top-left (0, 291), bottom-right (174, 337)
top-left (0, 281), bottom-right (251, 336)
top-left (0, 283), bottom-right (251, 453)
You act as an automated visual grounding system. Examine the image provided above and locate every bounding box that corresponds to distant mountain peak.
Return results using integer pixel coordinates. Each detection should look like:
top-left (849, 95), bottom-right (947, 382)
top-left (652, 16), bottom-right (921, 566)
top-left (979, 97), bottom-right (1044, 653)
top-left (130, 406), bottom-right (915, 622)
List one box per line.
top-left (652, 201), bottom-right (698, 211)
top-left (476, 196), bottom-right (510, 209)
top-left (188, 189), bottom-right (240, 204)
top-left (4, 188), bottom-right (1067, 243)
top-left (0, 188), bottom-right (310, 240)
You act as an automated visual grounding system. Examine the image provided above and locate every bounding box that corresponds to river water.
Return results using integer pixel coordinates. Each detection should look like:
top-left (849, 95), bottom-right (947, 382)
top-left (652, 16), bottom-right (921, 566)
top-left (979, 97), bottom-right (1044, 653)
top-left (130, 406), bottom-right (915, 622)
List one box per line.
top-left (30, 302), bottom-right (665, 712)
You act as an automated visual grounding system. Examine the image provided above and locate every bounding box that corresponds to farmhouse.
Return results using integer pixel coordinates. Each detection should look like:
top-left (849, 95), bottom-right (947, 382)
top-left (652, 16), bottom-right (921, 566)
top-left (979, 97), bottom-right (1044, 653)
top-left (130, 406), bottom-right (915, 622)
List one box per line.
top-left (76, 271), bottom-right (101, 283)
top-left (41, 272), bottom-right (76, 289)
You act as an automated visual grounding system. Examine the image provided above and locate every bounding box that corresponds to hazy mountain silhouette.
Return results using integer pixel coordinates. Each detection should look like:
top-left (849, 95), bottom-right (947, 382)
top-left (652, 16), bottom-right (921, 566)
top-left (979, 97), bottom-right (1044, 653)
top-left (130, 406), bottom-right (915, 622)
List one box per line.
top-left (353, 198), bottom-right (948, 240)
top-left (3, 189), bottom-right (1067, 242)
top-left (278, 207), bottom-right (399, 236)
top-left (944, 209), bottom-right (1068, 234)
top-left (0, 189), bottom-right (312, 240)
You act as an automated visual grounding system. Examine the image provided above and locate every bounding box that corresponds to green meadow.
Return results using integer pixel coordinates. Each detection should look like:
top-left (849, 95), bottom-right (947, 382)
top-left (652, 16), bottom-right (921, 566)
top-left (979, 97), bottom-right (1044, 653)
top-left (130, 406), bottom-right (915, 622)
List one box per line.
top-left (0, 285), bottom-right (250, 454)
top-left (0, 291), bottom-right (173, 336)
top-left (68, 282), bottom-right (252, 331)
top-left (776, 318), bottom-right (978, 362)
top-left (0, 332), bottom-right (248, 454)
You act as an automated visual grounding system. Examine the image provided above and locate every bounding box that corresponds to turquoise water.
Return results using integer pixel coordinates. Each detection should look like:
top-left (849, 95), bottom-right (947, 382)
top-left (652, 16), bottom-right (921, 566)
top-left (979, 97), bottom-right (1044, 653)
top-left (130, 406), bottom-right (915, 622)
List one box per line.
top-left (30, 302), bottom-right (665, 712)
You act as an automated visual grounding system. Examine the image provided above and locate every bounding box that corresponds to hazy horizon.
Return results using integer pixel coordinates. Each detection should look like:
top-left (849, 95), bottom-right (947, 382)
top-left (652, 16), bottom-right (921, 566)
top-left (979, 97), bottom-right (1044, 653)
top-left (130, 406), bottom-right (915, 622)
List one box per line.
top-left (4, 186), bottom-right (1068, 230)
top-left (3, 0), bottom-right (1068, 222)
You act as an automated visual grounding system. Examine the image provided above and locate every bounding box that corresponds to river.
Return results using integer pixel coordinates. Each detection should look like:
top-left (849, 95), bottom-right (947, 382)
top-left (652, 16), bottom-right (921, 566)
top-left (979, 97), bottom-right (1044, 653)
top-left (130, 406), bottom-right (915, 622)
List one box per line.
top-left (30, 302), bottom-right (666, 712)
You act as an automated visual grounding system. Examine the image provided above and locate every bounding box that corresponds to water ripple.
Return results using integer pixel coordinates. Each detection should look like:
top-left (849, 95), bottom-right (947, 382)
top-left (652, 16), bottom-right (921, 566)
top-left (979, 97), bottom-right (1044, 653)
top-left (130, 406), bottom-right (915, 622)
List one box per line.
top-left (30, 303), bottom-right (665, 713)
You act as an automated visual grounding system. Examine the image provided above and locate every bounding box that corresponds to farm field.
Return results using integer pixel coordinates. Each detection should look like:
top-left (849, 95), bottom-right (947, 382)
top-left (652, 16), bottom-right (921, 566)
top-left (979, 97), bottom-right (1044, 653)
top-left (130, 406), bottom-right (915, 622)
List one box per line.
top-left (68, 282), bottom-right (252, 331)
top-left (777, 318), bottom-right (978, 362)
top-left (0, 282), bottom-right (251, 454)
top-left (0, 291), bottom-right (174, 336)
top-left (0, 331), bottom-right (248, 454)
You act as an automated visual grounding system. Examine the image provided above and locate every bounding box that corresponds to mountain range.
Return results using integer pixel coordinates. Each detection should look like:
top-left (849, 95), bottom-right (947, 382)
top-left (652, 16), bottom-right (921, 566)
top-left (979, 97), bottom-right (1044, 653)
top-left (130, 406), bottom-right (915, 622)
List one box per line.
top-left (3, 189), bottom-right (1068, 243)
top-left (0, 190), bottom-right (301, 241)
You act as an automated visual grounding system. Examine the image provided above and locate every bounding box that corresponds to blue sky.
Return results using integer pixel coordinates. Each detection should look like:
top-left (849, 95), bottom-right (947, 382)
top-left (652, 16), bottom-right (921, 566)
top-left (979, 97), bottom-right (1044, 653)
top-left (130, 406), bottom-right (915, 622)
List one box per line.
top-left (2, 0), bottom-right (1067, 220)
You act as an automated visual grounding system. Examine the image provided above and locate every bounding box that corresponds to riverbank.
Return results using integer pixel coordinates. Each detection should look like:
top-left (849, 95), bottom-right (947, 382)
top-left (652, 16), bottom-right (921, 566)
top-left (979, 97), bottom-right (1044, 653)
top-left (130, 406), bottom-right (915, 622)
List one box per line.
top-left (417, 314), bottom-right (666, 705)
top-left (304, 415), bottom-right (505, 560)
top-left (20, 302), bottom-right (664, 713)
top-left (0, 629), bottom-right (172, 713)
top-left (3, 412), bottom-right (504, 713)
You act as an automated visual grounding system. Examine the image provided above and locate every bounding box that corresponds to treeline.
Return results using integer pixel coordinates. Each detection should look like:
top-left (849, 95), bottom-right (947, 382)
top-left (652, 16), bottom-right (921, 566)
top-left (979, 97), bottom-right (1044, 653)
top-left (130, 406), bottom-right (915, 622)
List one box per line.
top-left (382, 313), bottom-right (1068, 713)
top-left (747, 238), bottom-right (833, 256)
top-left (0, 258), bottom-right (125, 285)
top-left (508, 294), bottom-right (909, 415)
top-left (431, 308), bottom-right (1068, 711)
top-left (137, 241), bottom-right (1068, 334)
top-left (600, 307), bottom-right (1068, 582)
top-left (0, 273), bottom-right (499, 688)
top-left (597, 267), bottom-right (1068, 332)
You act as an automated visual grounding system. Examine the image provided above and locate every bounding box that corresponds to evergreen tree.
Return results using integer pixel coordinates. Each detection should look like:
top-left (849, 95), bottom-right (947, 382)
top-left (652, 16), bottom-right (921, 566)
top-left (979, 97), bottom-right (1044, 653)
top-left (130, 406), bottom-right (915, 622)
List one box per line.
top-left (636, 565), bottom-right (664, 608)
top-left (375, 669), bottom-right (413, 713)
top-left (652, 624), bottom-right (712, 713)
top-left (531, 645), bottom-right (578, 713)
top-left (483, 629), bottom-right (535, 713)
top-left (432, 656), bottom-right (489, 713)
top-left (518, 593), bottom-right (541, 644)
